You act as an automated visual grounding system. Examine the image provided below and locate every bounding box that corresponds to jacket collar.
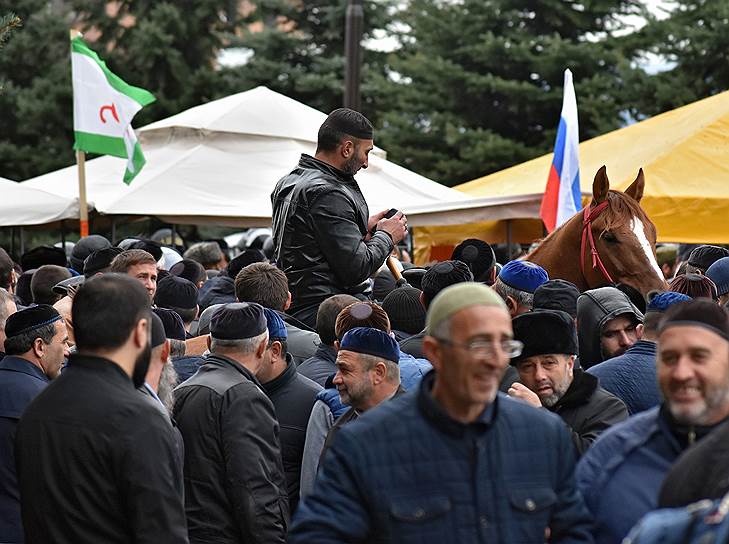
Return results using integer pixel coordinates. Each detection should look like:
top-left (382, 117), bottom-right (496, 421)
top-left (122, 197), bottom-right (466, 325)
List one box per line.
top-left (550, 368), bottom-right (597, 411)
top-left (205, 353), bottom-right (262, 387)
top-left (417, 370), bottom-right (496, 437)
top-left (0, 355), bottom-right (50, 383)
top-left (261, 354), bottom-right (297, 395)
top-left (298, 153), bottom-right (356, 184)
top-left (313, 343), bottom-right (337, 364)
top-left (659, 403), bottom-right (729, 450)
top-left (624, 339), bottom-right (656, 355)
top-left (67, 353), bottom-right (133, 383)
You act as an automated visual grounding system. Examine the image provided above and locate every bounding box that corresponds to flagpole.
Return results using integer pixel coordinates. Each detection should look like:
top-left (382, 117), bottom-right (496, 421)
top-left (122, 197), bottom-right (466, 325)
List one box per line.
top-left (76, 150), bottom-right (89, 237)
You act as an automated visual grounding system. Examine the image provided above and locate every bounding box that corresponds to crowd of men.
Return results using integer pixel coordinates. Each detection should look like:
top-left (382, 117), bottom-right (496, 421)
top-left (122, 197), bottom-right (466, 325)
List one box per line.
top-left (2, 109), bottom-right (729, 543)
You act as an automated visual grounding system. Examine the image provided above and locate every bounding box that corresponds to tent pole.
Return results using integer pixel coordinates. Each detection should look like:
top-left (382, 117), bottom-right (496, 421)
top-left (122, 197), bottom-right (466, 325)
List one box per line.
top-left (19, 227), bottom-right (25, 256)
top-left (171, 223), bottom-right (178, 249)
top-left (506, 219), bottom-right (513, 260)
top-left (111, 218), bottom-right (117, 245)
top-left (60, 220), bottom-right (66, 249)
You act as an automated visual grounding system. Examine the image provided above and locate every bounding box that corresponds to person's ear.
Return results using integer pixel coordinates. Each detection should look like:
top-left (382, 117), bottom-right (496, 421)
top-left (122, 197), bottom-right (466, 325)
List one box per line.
top-left (272, 340), bottom-right (284, 360)
top-left (636, 323), bottom-right (644, 340)
top-left (32, 337), bottom-right (45, 359)
top-left (334, 340), bottom-right (340, 352)
top-left (161, 339), bottom-right (171, 362)
top-left (489, 268), bottom-right (497, 284)
top-left (134, 318), bottom-right (149, 349)
top-left (419, 291), bottom-right (427, 310)
top-left (206, 335), bottom-right (212, 350)
top-left (422, 336), bottom-right (443, 372)
top-left (195, 305), bottom-right (200, 320)
top-left (506, 296), bottom-right (518, 316)
top-left (567, 355), bottom-right (575, 374)
top-left (372, 361), bottom-right (387, 384)
top-left (341, 139), bottom-right (354, 158)
top-left (284, 292), bottom-right (292, 311)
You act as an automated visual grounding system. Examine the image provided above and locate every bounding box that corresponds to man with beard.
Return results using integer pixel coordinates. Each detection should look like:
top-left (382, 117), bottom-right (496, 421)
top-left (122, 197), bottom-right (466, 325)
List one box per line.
top-left (271, 108), bottom-right (408, 328)
top-left (576, 300), bottom-right (729, 544)
top-left (508, 309), bottom-right (628, 456)
top-left (576, 286), bottom-right (644, 369)
top-left (15, 274), bottom-right (188, 544)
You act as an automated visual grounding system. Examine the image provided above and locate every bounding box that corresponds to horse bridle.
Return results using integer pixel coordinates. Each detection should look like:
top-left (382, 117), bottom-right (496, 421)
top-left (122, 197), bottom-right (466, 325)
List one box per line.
top-left (580, 201), bottom-right (615, 285)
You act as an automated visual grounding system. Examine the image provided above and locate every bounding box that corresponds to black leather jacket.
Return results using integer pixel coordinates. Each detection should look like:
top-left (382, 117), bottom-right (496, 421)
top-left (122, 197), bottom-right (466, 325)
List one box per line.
top-left (271, 154), bottom-right (394, 318)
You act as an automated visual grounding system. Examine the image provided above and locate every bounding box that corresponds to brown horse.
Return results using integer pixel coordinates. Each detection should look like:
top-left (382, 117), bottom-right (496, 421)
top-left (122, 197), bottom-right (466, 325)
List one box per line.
top-left (527, 166), bottom-right (668, 295)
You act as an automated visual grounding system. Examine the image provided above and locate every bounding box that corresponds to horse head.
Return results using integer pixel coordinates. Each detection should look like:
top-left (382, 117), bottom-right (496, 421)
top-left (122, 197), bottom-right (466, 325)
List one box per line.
top-left (581, 166), bottom-right (667, 295)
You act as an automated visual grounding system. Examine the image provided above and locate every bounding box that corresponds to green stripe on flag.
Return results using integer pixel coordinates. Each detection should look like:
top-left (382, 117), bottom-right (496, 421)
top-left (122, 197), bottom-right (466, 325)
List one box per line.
top-left (74, 131), bottom-right (128, 158)
top-left (71, 37), bottom-right (156, 107)
top-left (124, 141), bottom-right (147, 185)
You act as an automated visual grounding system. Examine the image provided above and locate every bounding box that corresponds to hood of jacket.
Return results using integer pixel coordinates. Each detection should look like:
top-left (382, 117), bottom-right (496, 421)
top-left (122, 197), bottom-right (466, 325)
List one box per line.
top-left (577, 287), bottom-right (643, 367)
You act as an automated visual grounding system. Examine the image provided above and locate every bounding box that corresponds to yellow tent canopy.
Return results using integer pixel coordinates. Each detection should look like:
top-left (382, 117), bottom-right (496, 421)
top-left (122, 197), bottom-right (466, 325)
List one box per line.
top-left (415, 89), bottom-right (729, 264)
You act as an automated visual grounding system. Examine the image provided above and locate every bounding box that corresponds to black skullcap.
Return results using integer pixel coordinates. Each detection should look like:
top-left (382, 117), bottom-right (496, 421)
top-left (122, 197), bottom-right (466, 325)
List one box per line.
top-left (323, 108), bottom-right (374, 139)
top-left (69, 235), bottom-right (111, 271)
top-left (15, 270), bottom-right (34, 306)
top-left (451, 239), bottom-right (496, 282)
top-left (150, 312), bottom-right (167, 348)
top-left (210, 302), bottom-right (267, 340)
top-left (511, 310), bottom-right (578, 364)
top-left (129, 240), bottom-right (163, 262)
top-left (533, 279), bottom-right (580, 318)
top-left (155, 276), bottom-right (198, 310)
top-left (21, 246), bottom-right (67, 271)
top-left (401, 267), bottom-right (427, 290)
top-left (227, 249), bottom-right (266, 279)
top-left (170, 259), bottom-right (206, 284)
top-left (373, 269), bottom-right (397, 302)
top-left (421, 260), bottom-right (474, 305)
top-left (340, 327), bottom-right (400, 363)
top-left (382, 286), bottom-right (426, 335)
top-left (659, 299), bottom-right (729, 342)
top-left (688, 245), bottom-right (729, 272)
top-left (151, 308), bottom-right (186, 341)
top-left (5, 304), bottom-right (62, 338)
top-left (83, 247), bottom-right (124, 278)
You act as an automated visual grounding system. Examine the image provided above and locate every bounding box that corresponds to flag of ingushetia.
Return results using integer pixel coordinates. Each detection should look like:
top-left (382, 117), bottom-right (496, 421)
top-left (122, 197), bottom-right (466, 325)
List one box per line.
top-left (71, 35), bottom-right (155, 184)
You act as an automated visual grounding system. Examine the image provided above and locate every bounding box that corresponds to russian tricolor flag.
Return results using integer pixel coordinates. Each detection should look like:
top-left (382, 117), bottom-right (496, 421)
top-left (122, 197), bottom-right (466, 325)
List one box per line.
top-left (540, 69), bottom-right (582, 233)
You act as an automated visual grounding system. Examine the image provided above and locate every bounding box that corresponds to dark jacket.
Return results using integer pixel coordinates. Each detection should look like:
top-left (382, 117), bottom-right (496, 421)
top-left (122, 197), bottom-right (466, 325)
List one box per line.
top-left (576, 287), bottom-right (644, 368)
top-left (290, 371), bottom-right (593, 543)
top-left (587, 340), bottom-right (659, 414)
top-left (281, 313), bottom-right (320, 365)
top-left (261, 356), bottom-right (322, 514)
top-left (271, 154), bottom-right (394, 324)
top-left (548, 369), bottom-right (628, 456)
top-left (173, 354), bottom-right (205, 382)
top-left (658, 419), bottom-right (729, 508)
top-left (15, 354), bottom-right (188, 544)
top-left (198, 275), bottom-right (235, 311)
top-left (576, 406), bottom-right (721, 544)
top-left (0, 356), bottom-right (50, 543)
top-left (298, 344), bottom-right (337, 386)
top-left (173, 354), bottom-right (289, 544)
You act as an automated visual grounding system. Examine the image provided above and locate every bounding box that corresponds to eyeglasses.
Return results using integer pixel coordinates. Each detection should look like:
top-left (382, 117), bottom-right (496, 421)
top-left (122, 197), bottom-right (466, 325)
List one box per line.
top-left (434, 337), bottom-right (524, 358)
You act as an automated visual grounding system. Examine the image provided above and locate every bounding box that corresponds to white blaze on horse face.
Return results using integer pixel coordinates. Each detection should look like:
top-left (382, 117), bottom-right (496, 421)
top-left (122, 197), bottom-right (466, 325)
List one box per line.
top-left (631, 216), bottom-right (664, 281)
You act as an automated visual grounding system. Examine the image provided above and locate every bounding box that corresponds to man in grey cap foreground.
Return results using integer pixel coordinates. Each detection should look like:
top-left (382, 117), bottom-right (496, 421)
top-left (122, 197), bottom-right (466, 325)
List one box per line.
top-left (173, 302), bottom-right (288, 544)
top-left (290, 283), bottom-right (592, 543)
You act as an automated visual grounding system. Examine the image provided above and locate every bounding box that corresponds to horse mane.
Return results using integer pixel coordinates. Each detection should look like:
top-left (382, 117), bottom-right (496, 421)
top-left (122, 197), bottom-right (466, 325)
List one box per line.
top-left (601, 189), bottom-right (647, 232)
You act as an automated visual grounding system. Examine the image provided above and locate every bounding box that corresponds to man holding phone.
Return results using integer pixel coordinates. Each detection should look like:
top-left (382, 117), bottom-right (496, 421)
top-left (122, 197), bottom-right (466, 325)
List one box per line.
top-left (271, 108), bottom-right (408, 328)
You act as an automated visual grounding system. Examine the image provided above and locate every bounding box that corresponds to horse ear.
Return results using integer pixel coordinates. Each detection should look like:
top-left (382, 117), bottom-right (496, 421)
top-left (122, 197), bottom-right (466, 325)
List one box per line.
top-left (592, 165), bottom-right (609, 204)
top-left (624, 168), bottom-right (645, 202)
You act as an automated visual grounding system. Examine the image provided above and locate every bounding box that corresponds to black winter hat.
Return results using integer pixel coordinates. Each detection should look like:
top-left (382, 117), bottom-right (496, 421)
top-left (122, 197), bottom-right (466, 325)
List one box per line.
top-left (21, 246), bottom-right (67, 271)
top-left (382, 286), bottom-right (426, 335)
top-left (5, 304), bottom-right (62, 338)
top-left (150, 312), bottom-right (167, 348)
top-left (688, 245), bottom-right (729, 272)
top-left (154, 276), bottom-right (198, 310)
top-left (373, 269), bottom-right (397, 302)
top-left (227, 249), bottom-right (266, 279)
top-left (69, 235), bottom-right (111, 271)
top-left (151, 308), bottom-right (187, 341)
top-left (451, 239), bottom-right (496, 283)
top-left (511, 309), bottom-right (578, 364)
top-left (401, 267), bottom-right (427, 290)
top-left (129, 240), bottom-right (163, 262)
top-left (533, 279), bottom-right (580, 318)
top-left (421, 260), bottom-right (473, 306)
top-left (83, 247), bottom-right (124, 277)
top-left (210, 302), bottom-right (267, 340)
top-left (169, 259), bottom-right (207, 285)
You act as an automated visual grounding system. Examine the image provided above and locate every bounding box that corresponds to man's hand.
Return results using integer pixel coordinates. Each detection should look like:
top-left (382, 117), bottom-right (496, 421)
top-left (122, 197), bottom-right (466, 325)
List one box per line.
top-left (367, 209), bottom-right (391, 233)
top-left (507, 382), bottom-right (542, 408)
top-left (376, 212), bottom-right (408, 244)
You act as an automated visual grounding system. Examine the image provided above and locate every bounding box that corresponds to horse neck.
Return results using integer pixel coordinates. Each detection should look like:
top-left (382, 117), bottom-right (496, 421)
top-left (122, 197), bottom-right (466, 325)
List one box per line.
top-left (526, 212), bottom-right (588, 290)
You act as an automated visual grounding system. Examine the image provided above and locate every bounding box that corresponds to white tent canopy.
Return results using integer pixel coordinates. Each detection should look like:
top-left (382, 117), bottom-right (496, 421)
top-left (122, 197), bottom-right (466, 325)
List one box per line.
top-left (0, 177), bottom-right (79, 226)
top-left (22, 86), bottom-right (466, 226)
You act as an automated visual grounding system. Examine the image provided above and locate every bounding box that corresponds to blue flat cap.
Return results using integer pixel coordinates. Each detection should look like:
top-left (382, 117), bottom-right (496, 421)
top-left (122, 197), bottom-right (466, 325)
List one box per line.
top-left (210, 302), bottom-right (266, 340)
top-left (263, 308), bottom-right (288, 340)
top-left (340, 327), bottom-right (400, 364)
top-left (647, 291), bottom-right (691, 313)
top-left (707, 257), bottom-right (729, 297)
top-left (498, 260), bottom-right (549, 293)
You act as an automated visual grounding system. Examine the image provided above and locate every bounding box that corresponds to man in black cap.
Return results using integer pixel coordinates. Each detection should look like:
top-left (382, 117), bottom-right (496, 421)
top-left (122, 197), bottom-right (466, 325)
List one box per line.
top-left (686, 244), bottom-right (729, 275)
top-left (68, 234), bottom-right (111, 272)
top-left (140, 312), bottom-right (179, 414)
top-left (271, 108), bottom-right (408, 328)
top-left (155, 275), bottom-right (199, 337)
top-left (20, 245), bottom-right (67, 272)
top-left (0, 305), bottom-right (69, 543)
top-left (451, 238), bottom-right (497, 285)
top-left (533, 279), bottom-right (581, 319)
top-left (509, 310), bottom-right (628, 456)
top-left (173, 302), bottom-right (289, 543)
top-left (15, 274), bottom-right (187, 543)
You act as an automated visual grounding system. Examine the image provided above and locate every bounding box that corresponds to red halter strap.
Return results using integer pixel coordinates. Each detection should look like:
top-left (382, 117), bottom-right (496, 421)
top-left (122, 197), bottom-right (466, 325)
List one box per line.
top-left (580, 201), bottom-right (615, 285)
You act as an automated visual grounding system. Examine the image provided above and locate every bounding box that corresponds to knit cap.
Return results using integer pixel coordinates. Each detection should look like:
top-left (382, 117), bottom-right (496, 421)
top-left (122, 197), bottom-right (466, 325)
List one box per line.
top-left (382, 286), bottom-right (426, 335)
top-left (707, 257), bottom-right (729, 297)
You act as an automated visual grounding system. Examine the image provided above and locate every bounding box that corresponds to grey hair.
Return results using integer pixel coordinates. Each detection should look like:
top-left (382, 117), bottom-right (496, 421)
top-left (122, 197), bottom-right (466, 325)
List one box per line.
top-left (492, 278), bottom-right (533, 309)
top-left (358, 352), bottom-right (400, 384)
top-left (5, 321), bottom-right (57, 356)
top-left (210, 330), bottom-right (268, 355)
top-left (0, 288), bottom-right (15, 330)
top-left (168, 338), bottom-right (186, 359)
top-left (430, 316), bottom-right (452, 341)
top-left (157, 362), bottom-right (179, 414)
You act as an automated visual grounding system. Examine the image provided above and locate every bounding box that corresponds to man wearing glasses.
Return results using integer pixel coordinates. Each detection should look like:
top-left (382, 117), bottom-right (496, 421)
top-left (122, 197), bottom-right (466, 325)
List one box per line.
top-left (290, 282), bottom-right (593, 543)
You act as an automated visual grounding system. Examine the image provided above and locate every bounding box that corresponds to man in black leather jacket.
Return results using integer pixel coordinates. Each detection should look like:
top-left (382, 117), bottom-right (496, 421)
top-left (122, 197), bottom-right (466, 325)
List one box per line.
top-left (271, 108), bottom-right (408, 328)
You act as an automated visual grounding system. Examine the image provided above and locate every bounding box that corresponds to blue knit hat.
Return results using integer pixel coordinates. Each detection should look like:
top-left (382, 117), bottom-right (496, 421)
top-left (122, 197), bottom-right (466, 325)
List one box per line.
top-left (263, 308), bottom-right (288, 340)
top-left (340, 327), bottom-right (400, 363)
top-left (707, 257), bottom-right (729, 297)
top-left (498, 260), bottom-right (549, 293)
top-left (646, 291), bottom-right (691, 313)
